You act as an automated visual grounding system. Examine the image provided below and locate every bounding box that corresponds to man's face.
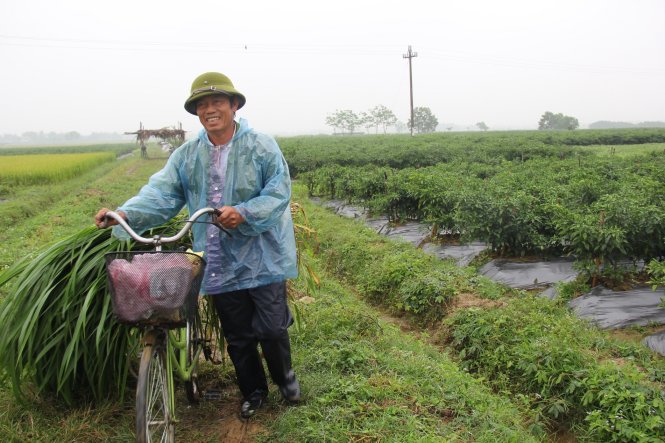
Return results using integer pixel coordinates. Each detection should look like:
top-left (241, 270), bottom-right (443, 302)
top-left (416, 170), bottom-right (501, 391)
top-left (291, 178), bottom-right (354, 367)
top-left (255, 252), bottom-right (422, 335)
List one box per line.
top-left (195, 94), bottom-right (238, 136)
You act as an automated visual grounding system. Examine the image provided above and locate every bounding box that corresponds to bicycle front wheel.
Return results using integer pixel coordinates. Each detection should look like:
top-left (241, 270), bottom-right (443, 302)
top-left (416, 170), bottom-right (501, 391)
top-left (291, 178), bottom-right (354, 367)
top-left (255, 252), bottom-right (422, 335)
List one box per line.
top-left (136, 330), bottom-right (174, 443)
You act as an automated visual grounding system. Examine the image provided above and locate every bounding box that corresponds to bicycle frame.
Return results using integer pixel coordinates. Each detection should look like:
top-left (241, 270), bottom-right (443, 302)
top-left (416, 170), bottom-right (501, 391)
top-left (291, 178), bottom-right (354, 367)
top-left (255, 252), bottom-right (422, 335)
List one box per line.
top-left (103, 207), bottom-right (219, 441)
top-left (169, 323), bottom-right (203, 382)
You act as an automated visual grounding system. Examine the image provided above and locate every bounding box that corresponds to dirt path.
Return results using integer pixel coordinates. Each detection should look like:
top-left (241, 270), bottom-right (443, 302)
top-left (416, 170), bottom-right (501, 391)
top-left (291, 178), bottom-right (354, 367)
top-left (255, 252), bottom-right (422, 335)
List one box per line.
top-left (176, 380), bottom-right (265, 442)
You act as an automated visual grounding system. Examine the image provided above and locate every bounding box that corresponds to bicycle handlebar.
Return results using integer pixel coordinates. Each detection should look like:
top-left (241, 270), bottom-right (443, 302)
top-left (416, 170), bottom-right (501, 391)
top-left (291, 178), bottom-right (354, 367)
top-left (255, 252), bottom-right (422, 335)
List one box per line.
top-left (102, 207), bottom-right (220, 247)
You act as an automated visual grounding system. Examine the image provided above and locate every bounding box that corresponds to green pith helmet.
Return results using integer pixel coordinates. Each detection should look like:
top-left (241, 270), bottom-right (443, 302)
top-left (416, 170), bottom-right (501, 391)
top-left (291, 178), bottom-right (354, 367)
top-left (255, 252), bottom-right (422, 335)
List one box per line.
top-left (184, 72), bottom-right (246, 115)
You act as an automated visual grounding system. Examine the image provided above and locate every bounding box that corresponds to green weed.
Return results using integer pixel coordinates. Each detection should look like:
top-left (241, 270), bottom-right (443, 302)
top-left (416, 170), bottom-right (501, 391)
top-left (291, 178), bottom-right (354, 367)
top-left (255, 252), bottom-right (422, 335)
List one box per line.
top-left (445, 297), bottom-right (665, 442)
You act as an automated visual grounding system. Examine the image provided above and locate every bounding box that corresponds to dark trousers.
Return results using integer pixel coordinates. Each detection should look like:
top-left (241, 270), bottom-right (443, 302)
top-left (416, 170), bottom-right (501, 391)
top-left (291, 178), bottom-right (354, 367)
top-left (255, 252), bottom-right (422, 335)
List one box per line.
top-left (211, 281), bottom-right (294, 399)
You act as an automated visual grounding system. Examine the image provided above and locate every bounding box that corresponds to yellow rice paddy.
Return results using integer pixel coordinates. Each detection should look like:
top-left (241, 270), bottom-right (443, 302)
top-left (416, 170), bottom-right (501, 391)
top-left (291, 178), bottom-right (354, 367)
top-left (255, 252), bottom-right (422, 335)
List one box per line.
top-left (0, 152), bottom-right (116, 185)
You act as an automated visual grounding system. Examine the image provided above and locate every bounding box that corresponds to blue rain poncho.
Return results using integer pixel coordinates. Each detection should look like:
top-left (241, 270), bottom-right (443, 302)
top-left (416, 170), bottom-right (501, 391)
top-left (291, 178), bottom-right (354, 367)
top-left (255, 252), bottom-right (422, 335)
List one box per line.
top-left (112, 118), bottom-right (298, 293)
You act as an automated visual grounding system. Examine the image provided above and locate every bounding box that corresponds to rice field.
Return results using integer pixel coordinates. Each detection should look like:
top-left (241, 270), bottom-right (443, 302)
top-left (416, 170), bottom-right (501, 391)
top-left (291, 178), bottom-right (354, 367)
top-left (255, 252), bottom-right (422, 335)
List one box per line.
top-left (0, 152), bottom-right (116, 185)
top-left (583, 142), bottom-right (665, 157)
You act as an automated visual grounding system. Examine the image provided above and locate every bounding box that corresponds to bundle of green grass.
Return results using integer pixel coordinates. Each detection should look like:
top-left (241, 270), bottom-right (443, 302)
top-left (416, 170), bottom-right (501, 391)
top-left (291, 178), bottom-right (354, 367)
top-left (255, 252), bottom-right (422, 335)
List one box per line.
top-left (0, 221), bottom-right (184, 405)
top-left (0, 203), bottom-right (314, 407)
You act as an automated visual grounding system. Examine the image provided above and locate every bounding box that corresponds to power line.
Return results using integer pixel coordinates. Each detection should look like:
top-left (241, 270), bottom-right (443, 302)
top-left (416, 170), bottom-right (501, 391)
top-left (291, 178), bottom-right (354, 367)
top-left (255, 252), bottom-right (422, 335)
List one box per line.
top-left (0, 33), bottom-right (400, 56)
top-left (420, 47), bottom-right (665, 76)
top-left (1, 33), bottom-right (662, 76)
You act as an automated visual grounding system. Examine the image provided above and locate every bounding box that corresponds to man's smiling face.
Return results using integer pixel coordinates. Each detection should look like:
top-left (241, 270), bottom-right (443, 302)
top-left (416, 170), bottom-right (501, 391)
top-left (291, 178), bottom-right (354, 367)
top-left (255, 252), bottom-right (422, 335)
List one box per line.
top-left (195, 94), bottom-right (238, 143)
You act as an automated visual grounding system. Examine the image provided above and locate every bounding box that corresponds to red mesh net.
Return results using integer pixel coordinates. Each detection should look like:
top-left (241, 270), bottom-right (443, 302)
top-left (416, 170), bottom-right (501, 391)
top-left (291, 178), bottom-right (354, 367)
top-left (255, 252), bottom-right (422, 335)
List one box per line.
top-left (105, 251), bottom-right (204, 327)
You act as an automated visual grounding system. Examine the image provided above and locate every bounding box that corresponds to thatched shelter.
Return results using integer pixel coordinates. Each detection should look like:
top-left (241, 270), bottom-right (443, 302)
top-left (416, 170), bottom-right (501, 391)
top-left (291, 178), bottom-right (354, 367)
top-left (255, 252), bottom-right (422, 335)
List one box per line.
top-left (125, 122), bottom-right (186, 145)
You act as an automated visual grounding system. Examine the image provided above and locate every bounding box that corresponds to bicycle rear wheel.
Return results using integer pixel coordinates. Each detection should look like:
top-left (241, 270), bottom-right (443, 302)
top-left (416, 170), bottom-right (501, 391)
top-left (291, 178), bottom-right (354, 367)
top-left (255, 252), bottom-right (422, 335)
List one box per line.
top-left (184, 318), bottom-right (202, 403)
top-left (136, 330), bottom-right (174, 443)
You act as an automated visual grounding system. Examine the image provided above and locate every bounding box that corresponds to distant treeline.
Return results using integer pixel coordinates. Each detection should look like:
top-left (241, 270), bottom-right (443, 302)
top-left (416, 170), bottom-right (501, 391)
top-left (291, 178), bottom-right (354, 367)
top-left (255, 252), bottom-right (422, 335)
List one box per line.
top-left (0, 131), bottom-right (134, 146)
top-left (589, 120), bottom-right (665, 129)
top-left (0, 143), bottom-right (135, 157)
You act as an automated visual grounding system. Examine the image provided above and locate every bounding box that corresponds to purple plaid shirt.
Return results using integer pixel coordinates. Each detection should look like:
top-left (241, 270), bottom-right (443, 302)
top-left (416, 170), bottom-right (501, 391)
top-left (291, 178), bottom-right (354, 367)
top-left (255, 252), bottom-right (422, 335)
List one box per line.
top-left (204, 141), bottom-right (231, 293)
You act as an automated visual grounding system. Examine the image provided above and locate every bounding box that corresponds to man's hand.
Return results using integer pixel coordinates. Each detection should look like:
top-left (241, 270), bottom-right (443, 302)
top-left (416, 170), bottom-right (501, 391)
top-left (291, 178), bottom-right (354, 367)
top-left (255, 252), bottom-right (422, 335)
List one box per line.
top-left (94, 208), bottom-right (127, 228)
top-left (216, 206), bottom-right (245, 229)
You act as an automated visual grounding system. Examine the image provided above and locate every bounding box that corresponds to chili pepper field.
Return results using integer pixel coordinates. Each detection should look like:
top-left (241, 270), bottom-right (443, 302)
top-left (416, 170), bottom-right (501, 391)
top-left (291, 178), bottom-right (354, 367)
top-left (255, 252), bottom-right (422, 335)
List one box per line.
top-left (1, 133), bottom-right (664, 442)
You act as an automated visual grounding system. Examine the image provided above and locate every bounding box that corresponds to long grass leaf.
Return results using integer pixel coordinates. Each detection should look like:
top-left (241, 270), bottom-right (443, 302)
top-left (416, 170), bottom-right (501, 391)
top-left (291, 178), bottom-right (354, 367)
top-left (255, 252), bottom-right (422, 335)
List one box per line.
top-left (0, 220), bottom-right (194, 404)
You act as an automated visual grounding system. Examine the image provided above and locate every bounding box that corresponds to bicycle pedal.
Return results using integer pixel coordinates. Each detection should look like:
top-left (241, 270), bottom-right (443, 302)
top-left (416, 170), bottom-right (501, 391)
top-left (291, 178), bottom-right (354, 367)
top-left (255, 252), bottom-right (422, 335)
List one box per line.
top-left (204, 389), bottom-right (223, 401)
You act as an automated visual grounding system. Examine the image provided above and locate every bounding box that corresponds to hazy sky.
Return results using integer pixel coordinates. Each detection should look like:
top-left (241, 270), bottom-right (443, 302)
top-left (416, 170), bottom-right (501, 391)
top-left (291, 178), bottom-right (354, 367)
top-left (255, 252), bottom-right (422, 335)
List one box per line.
top-left (1, 0), bottom-right (664, 137)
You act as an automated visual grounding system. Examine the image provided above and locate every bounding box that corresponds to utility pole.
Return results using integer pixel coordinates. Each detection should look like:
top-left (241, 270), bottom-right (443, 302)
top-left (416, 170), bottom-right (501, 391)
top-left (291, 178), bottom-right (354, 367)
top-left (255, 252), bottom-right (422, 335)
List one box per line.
top-left (403, 45), bottom-right (417, 136)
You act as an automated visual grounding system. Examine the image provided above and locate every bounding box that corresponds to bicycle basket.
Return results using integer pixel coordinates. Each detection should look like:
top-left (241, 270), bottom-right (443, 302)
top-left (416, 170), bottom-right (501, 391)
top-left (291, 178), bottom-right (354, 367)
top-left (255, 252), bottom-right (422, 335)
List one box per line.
top-left (105, 251), bottom-right (205, 327)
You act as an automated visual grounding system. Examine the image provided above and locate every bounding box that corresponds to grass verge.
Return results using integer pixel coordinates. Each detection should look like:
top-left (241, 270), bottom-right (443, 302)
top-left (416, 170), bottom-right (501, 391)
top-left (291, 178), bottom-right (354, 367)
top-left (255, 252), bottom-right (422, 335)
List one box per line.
top-left (0, 155), bottom-right (166, 271)
top-left (262, 275), bottom-right (542, 442)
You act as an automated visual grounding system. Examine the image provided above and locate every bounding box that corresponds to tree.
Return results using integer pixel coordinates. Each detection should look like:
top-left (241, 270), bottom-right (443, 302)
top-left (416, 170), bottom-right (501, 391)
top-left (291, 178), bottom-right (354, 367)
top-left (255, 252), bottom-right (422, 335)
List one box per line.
top-left (538, 111), bottom-right (579, 130)
top-left (408, 107), bottom-right (438, 133)
top-left (325, 109), bottom-right (362, 134)
top-left (64, 131), bottom-right (81, 141)
top-left (369, 105), bottom-right (398, 134)
top-left (476, 122), bottom-right (489, 131)
top-left (325, 112), bottom-right (342, 134)
top-left (359, 112), bottom-right (374, 134)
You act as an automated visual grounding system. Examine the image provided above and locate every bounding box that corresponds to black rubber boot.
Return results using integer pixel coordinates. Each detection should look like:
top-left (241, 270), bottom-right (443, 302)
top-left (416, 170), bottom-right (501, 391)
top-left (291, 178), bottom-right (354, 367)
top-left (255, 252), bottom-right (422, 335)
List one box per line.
top-left (240, 390), bottom-right (267, 419)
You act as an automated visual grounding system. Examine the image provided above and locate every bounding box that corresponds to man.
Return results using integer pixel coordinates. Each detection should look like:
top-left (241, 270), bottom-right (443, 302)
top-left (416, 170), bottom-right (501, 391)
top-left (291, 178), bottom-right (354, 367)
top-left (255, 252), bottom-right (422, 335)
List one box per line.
top-left (140, 140), bottom-right (147, 158)
top-left (95, 71), bottom-right (300, 419)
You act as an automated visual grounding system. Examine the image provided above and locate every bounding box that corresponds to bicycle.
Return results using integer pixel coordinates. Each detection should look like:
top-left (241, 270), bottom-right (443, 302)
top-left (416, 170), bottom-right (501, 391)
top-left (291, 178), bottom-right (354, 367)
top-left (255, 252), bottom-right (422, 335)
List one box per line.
top-left (102, 207), bottom-right (225, 443)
